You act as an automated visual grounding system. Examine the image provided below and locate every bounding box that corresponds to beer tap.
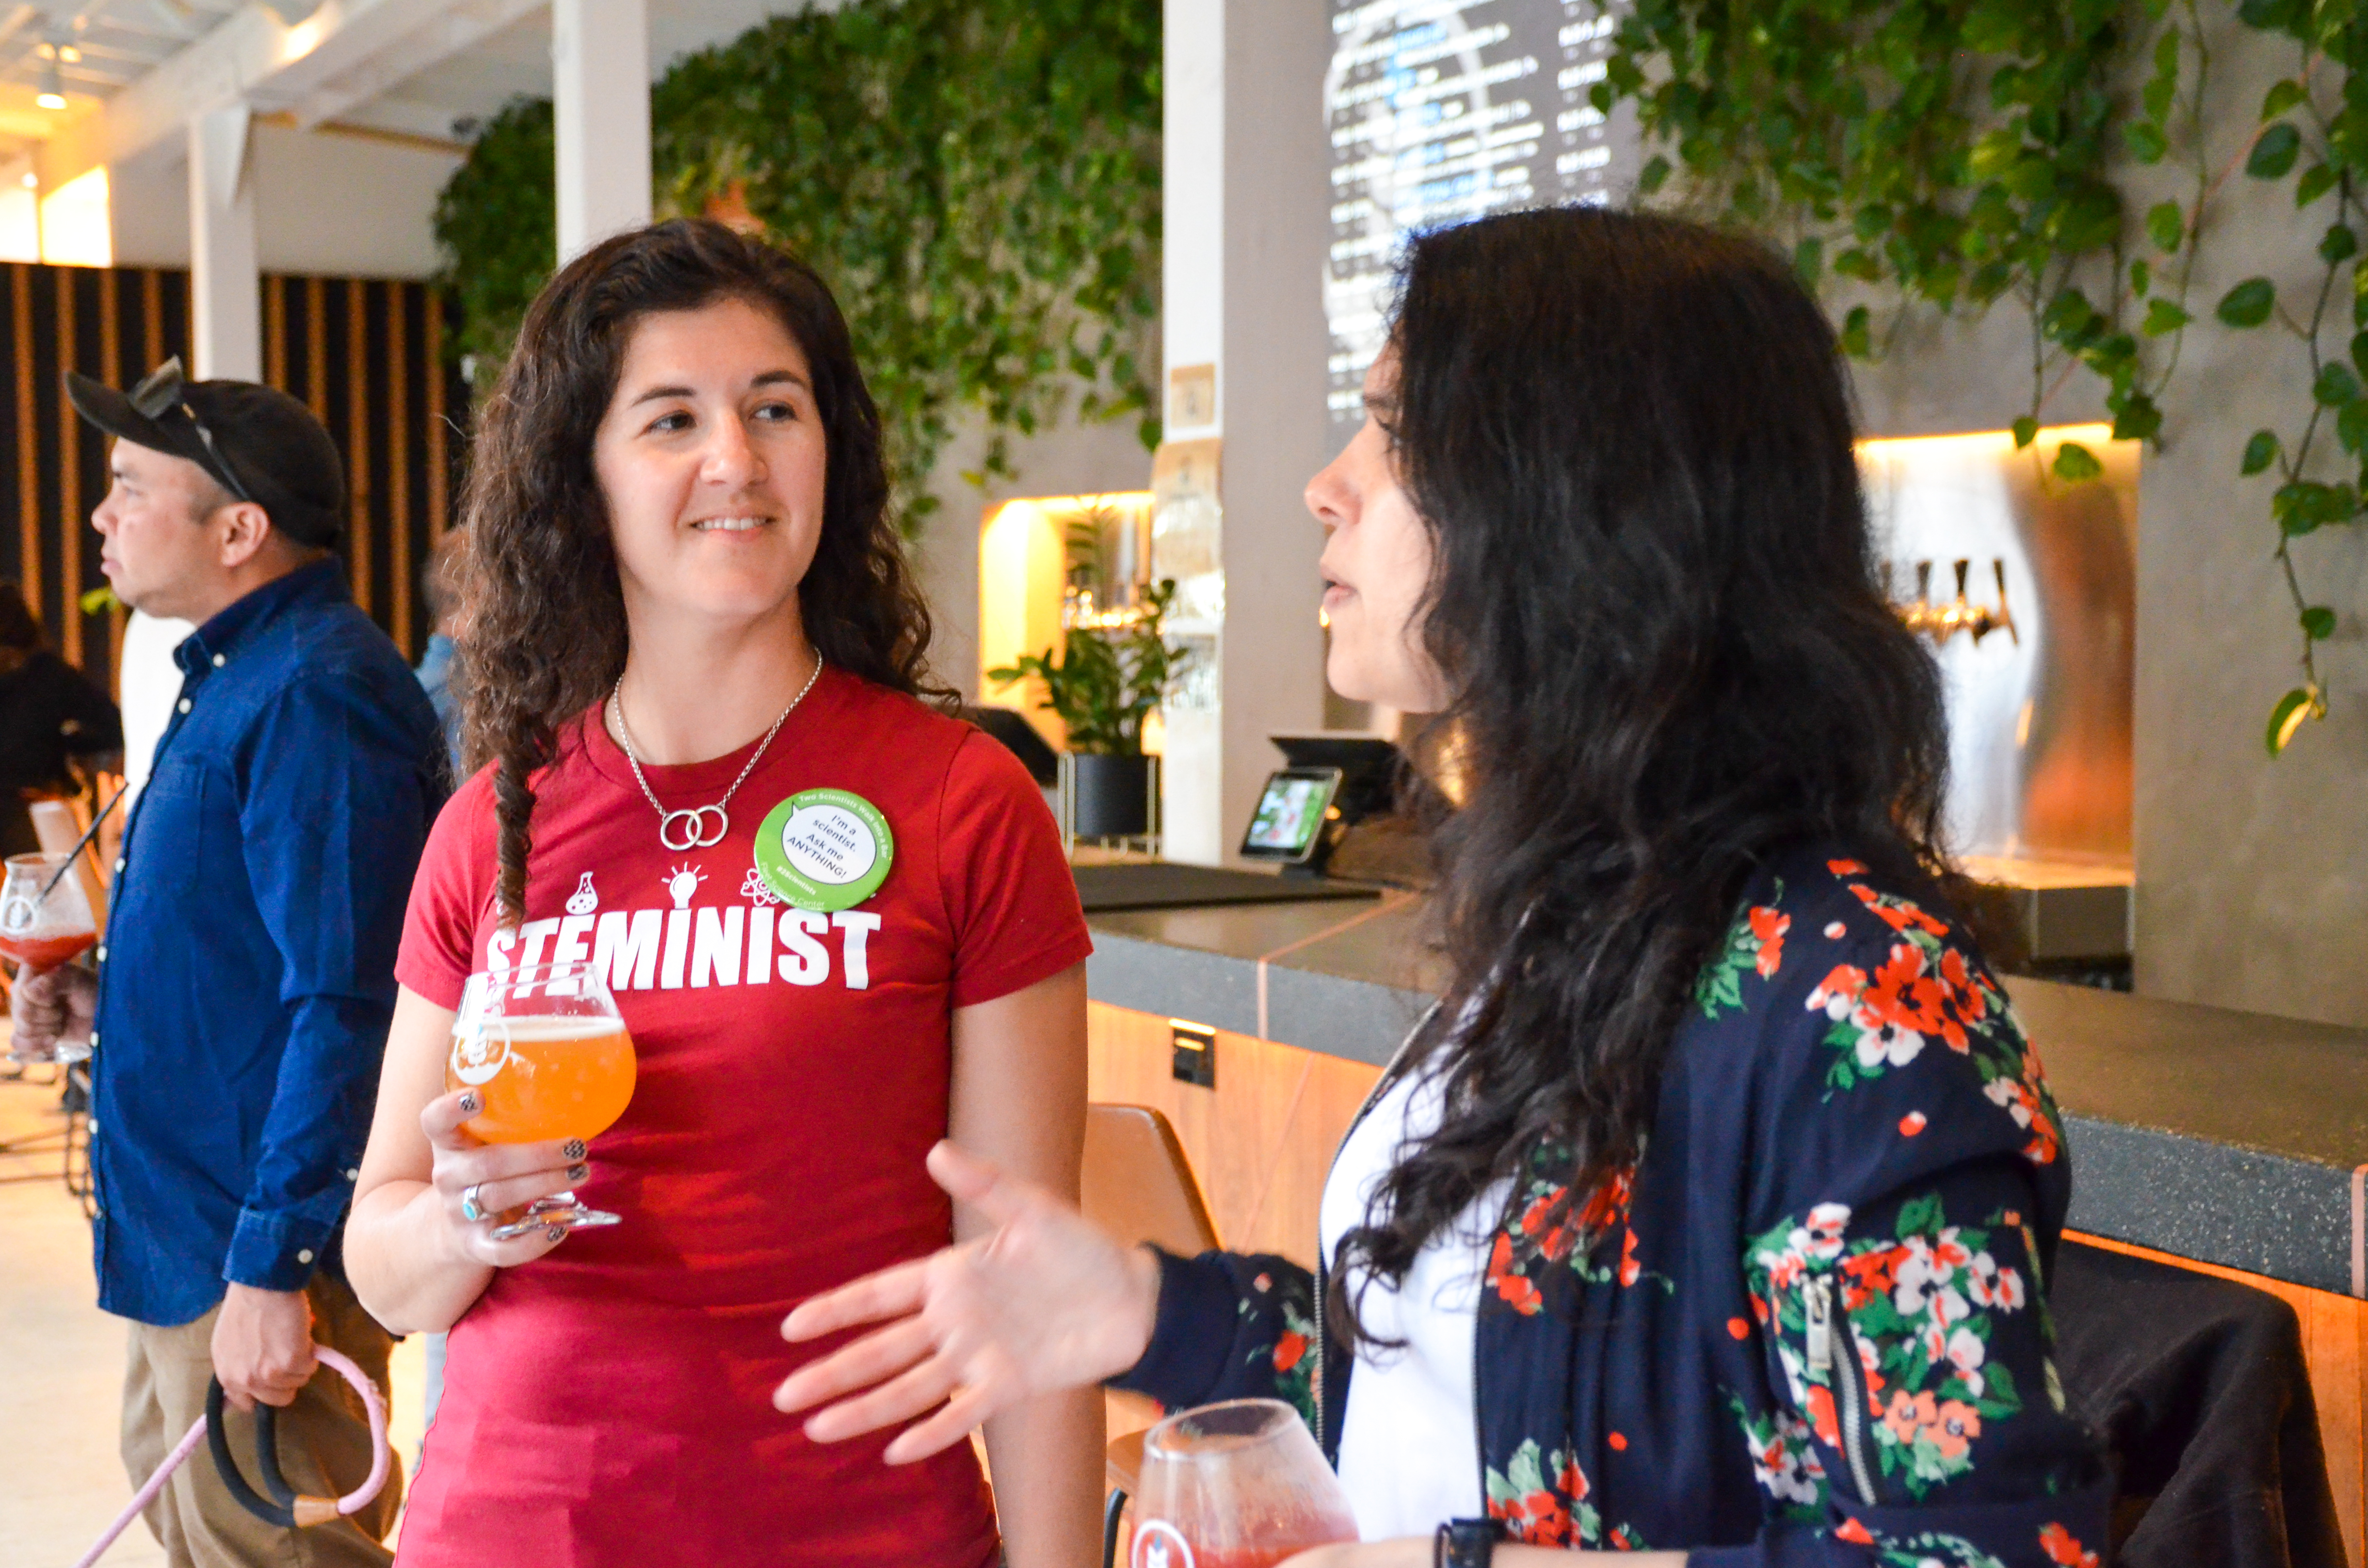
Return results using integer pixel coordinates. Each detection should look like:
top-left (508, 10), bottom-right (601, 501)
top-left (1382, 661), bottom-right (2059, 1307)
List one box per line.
top-left (1898, 560), bottom-right (1941, 638)
top-left (1969, 558), bottom-right (2018, 645)
top-left (1894, 557), bottom-right (2018, 646)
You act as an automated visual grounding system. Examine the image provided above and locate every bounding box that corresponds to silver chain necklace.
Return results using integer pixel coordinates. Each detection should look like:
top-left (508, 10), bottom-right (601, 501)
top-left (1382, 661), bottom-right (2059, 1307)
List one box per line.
top-left (611, 656), bottom-right (823, 851)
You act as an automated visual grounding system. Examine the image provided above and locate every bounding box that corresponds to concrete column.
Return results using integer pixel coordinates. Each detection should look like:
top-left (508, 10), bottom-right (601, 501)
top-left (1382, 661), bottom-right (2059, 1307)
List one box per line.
top-left (187, 105), bottom-right (259, 381)
top-left (552, 0), bottom-right (651, 262)
top-left (1158, 0), bottom-right (1335, 864)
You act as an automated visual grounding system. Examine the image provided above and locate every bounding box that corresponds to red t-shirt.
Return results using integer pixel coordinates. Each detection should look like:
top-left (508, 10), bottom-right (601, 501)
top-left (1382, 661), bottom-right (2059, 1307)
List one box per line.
top-left (391, 667), bottom-right (1090, 1568)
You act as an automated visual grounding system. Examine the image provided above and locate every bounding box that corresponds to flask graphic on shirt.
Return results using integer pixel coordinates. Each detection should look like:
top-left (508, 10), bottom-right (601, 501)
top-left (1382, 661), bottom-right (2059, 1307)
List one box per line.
top-left (565, 872), bottom-right (598, 915)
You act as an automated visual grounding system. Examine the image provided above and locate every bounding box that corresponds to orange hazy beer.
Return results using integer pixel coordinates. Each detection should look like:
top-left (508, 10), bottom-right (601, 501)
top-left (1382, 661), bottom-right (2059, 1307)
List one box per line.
top-left (447, 1014), bottom-right (638, 1145)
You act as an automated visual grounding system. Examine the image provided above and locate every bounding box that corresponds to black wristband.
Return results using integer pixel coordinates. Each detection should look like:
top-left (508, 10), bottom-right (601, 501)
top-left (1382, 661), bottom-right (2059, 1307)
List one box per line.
top-left (1435, 1517), bottom-right (1502, 1568)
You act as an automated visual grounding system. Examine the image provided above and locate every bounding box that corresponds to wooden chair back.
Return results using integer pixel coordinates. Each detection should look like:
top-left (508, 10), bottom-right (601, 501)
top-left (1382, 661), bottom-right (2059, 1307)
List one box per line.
top-left (1081, 1103), bottom-right (1220, 1258)
top-left (1081, 1103), bottom-right (1221, 1536)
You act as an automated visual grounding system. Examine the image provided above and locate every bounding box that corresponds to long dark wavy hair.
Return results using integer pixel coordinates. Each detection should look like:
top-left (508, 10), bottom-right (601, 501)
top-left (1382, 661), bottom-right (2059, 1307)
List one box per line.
top-left (460, 218), bottom-right (946, 926)
top-left (1328, 207), bottom-right (1956, 1340)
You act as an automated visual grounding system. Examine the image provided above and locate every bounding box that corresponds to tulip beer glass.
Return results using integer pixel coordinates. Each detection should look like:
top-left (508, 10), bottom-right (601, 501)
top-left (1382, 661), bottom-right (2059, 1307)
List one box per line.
top-left (1129, 1398), bottom-right (1359, 1568)
top-left (449, 960), bottom-right (636, 1239)
top-left (0, 851), bottom-right (99, 1064)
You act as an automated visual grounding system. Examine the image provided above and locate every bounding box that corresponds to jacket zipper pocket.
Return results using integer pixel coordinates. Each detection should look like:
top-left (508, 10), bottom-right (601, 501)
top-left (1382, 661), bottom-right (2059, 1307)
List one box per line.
top-left (1807, 1274), bottom-right (1879, 1505)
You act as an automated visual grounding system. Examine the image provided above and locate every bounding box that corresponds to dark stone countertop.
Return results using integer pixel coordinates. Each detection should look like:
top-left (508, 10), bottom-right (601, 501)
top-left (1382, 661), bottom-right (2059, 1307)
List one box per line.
top-left (1083, 894), bottom-right (2368, 1296)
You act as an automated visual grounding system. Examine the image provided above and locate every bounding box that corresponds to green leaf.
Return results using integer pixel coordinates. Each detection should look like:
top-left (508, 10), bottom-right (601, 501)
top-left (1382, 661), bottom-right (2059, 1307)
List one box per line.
top-left (2147, 31), bottom-right (2181, 120)
top-left (1637, 154), bottom-right (1671, 194)
top-left (2241, 430), bottom-right (2281, 474)
top-left (2317, 362), bottom-right (2362, 406)
top-left (1966, 128), bottom-right (2023, 181)
top-left (2272, 480), bottom-right (2353, 532)
top-left (2352, 331), bottom-right (2368, 379)
top-left (2240, 0), bottom-right (2309, 33)
top-left (1793, 236), bottom-right (1824, 283)
top-left (2262, 79), bottom-right (2309, 122)
top-left (2011, 415), bottom-right (2040, 449)
top-left (2297, 163), bottom-right (2340, 208)
top-left (2324, 224), bottom-right (2360, 264)
top-left (2217, 278), bottom-right (2277, 328)
top-left (2266, 688), bottom-right (2319, 756)
top-left (2141, 298), bottom-right (2190, 336)
top-left (2145, 201), bottom-right (2184, 252)
top-left (2301, 606), bottom-right (2337, 639)
top-left (1834, 247), bottom-right (1883, 283)
top-left (2041, 287), bottom-right (2100, 345)
top-left (2129, 257), bottom-right (2153, 297)
top-left (2122, 121), bottom-right (2168, 164)
top-left (2340, 401), bottom-right (2368, 453)
top-left (2111, 394), bottom-right (2162, 444)
top-left (1839, 304), bottom-right (1872, 360)
top-left (2249, 122), bottom-right (2302, 179)
top-left (2052, 442), bottom-right (2104, 482)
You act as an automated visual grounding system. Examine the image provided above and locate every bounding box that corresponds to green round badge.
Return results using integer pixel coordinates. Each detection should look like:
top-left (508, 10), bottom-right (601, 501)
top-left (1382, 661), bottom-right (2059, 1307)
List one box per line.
top-left (755, 789), bottom-right (894, 912)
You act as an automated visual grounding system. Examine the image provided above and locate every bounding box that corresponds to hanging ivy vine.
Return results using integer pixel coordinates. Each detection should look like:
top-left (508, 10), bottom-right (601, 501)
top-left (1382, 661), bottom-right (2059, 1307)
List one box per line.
top-left (1593, 0), bottom-right (2360, 755)
top-left (433, 0), bottom-right (1160, 534)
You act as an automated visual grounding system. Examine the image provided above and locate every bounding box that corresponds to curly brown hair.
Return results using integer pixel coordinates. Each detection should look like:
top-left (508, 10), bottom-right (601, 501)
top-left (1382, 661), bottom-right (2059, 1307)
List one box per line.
top-left (459, 218), bottom-right (946, 927)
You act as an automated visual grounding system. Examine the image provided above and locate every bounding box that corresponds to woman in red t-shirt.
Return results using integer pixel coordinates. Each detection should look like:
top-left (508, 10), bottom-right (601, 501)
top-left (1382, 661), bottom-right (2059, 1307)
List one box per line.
top-left (345, 220), bottom-right (1101, 1567)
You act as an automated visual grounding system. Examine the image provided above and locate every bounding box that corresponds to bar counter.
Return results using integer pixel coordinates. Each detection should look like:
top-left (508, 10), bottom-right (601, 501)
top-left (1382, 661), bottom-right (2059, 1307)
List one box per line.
top-left (1083, 892), bottom-right (2368, 1298)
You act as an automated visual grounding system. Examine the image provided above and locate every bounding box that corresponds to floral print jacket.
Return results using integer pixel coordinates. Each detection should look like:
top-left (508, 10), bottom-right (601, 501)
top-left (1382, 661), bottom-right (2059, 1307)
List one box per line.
top-left (1112, 847), bottom-right (2110, 1566)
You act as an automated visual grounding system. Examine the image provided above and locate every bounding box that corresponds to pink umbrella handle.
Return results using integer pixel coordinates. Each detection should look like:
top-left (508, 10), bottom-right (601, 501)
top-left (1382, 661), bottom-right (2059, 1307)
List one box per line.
top-left (71, 1341), bottom-right (393, 1567)
top-left (311, 1345), bottom-right (392, 1518)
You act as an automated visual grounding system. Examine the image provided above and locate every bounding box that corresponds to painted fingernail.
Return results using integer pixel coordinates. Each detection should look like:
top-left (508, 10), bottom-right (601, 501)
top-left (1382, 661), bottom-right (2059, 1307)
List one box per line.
top-left (546, 1226), bottom-right (566, 1242)
top-left (567, 1164), bottom-right (589, 1184)
top-left (457, 1091), bottom-right (480, 1116)
top-left (560, 1138), bottom-right (587, 1162)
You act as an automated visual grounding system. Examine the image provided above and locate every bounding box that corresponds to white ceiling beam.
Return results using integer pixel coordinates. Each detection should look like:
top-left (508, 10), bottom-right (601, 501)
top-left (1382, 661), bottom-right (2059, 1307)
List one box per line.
top-left (288, 0), bottom-right (544, 131)
top-left (38, 0), bottom-right (488, 186)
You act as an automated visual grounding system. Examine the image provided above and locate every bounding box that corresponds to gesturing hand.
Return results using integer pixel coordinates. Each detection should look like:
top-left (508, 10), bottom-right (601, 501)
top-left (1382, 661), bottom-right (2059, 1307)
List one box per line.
top-left (775, 1140), bottom-right (1163, 1464)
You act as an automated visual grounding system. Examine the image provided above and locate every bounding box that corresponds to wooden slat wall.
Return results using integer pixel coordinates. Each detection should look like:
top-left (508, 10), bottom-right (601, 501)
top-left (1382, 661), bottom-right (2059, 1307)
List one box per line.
top-left (1088, 1002), bottom-right (2368, 1563)
top-left (0, 262), bottom-right (468, 690)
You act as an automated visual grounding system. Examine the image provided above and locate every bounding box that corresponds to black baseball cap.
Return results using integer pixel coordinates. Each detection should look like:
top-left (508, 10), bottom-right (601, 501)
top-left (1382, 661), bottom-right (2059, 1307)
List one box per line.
top-left (64, 357), bottom-right (346, 547)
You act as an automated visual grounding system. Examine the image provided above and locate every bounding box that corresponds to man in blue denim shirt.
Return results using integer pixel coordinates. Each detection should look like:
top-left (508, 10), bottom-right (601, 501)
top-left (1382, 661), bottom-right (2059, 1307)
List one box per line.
top-left (19, 360), bottom-right (444, 1565)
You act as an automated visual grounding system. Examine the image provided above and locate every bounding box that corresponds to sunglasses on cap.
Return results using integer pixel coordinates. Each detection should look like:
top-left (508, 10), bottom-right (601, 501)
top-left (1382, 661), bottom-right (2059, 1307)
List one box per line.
top-left (129, 356), bottom-right (256, 507)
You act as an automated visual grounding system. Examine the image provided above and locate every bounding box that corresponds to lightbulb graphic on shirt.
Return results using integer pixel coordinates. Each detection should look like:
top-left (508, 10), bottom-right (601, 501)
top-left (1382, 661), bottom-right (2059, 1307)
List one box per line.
top-left (664, 864), bottom-right (707, 910)
top-left (565, 872), bottom-right (598, 915)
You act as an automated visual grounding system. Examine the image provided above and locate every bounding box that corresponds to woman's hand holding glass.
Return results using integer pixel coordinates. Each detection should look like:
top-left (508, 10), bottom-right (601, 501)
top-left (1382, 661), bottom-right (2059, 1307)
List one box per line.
top-left (775, 1140), bottom-right (1162, 1462)
top-left (418, 1088), bottom-right (584, 1265)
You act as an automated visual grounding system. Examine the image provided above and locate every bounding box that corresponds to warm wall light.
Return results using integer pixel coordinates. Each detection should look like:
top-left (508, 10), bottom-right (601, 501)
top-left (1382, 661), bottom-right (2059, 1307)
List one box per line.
top-left (39, 166), bottom-right (110, 268)
top-left (1856, 423), bottom-right (2116, 462)
top-left (0, 182), bottom-right (37, 264)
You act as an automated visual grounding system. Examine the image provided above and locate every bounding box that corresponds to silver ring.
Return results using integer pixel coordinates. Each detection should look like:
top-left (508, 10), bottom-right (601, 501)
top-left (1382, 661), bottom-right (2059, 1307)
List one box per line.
top-left (659, 805), bottom-right (727, 852)
top-left (460, 1183), bottom-right (486, 1223)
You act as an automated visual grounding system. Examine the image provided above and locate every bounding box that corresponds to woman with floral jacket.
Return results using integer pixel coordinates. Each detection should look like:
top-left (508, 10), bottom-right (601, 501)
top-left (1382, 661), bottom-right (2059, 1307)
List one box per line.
top-left (776, 207), bottom-right (2111, 1568)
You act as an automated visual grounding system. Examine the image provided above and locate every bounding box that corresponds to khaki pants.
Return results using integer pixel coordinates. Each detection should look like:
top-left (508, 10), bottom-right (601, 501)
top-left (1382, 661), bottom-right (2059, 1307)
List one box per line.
top-left (120, 1273), bottom-right (404, 1568)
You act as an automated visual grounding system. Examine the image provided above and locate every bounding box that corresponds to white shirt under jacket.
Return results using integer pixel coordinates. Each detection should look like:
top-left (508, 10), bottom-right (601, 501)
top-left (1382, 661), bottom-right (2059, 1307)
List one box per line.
top-left (1317, 1063), bottom-right (1511, 1541)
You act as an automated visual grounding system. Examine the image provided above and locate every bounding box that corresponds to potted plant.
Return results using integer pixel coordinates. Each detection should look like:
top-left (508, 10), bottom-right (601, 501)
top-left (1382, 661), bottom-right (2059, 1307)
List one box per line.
top-left (987, 577), bottom-right (1189, 848)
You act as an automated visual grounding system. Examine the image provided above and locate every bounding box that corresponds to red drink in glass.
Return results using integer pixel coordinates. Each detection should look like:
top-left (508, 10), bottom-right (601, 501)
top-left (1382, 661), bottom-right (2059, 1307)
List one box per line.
top-left (1129, 1399), bottom-right (1359, 1568)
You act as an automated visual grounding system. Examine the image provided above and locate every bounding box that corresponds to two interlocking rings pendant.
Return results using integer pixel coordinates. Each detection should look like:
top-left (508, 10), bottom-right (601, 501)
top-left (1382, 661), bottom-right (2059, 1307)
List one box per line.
top-left (660, 805), bottom-right (729, 851)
